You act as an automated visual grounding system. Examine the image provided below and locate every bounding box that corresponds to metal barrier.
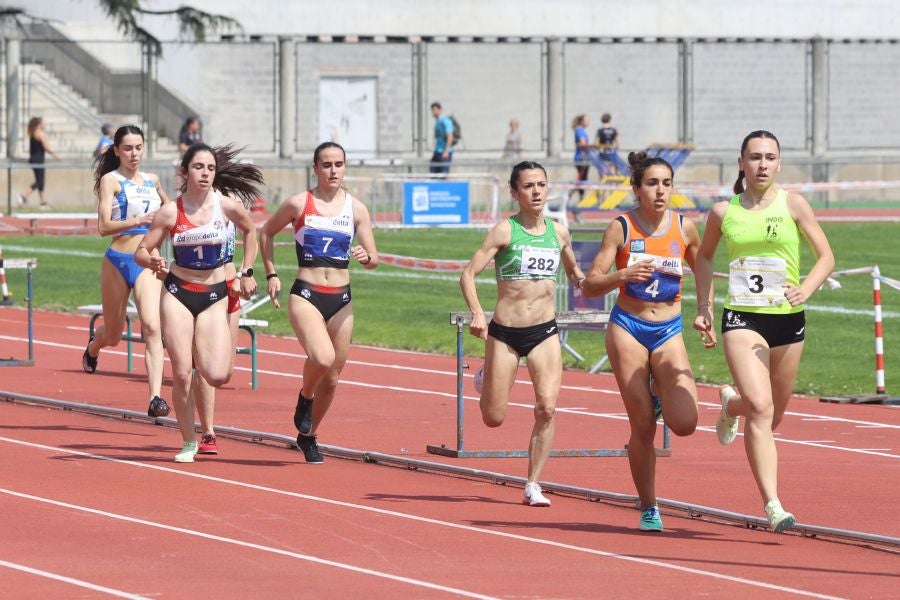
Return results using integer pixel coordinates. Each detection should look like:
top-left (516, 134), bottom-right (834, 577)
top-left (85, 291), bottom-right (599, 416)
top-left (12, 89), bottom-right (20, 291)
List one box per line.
top-left (0, 255), bottom-right (37, 367)
top-left (426, 310), bottom-right (672, 459)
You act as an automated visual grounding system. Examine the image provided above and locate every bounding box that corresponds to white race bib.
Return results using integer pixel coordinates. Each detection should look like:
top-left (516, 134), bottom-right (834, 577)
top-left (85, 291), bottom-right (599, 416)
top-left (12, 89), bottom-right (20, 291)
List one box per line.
top-left (728, 256), bottom-right (787, 306)
top-left (520, 246), bottom-right (560, 276)
top-left (627, 252), bottom-right (683, 277)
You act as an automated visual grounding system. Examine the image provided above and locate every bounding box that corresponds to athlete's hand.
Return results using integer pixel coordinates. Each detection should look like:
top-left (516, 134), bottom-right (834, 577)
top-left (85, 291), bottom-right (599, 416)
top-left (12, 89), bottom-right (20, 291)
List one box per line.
top-left (783, 283), bottom-right (809, 307)
top-left (239, 274), bottom-right (256, 299)
top-left (469, 312), bottom-right (488, 339)
top-left (267, 275), bottom-right (281, 309)
top-left (692, 310), bottom-right (717, 348)
top-left (135, 211), bottom-right (156, 227)
top-left (350, 245), bottom-right (371, 266)
top-left (149, 255), bottom-right (168, 276)
top-left (623, 259), bottom-right (654, 282)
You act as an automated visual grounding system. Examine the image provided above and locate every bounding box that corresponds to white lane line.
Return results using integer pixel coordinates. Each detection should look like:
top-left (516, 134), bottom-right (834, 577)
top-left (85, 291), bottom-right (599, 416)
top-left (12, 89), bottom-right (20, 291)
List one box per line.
top-left (3, 334), bottom-right (898, 458)
top-left (692, 427), bottom-right (899, 459)
top-left (0, 437), bottom-right (845, 600)
top-left (0, 490), bottom-right (497, 600)
top-left (0, 559), bottom-right (145, 599)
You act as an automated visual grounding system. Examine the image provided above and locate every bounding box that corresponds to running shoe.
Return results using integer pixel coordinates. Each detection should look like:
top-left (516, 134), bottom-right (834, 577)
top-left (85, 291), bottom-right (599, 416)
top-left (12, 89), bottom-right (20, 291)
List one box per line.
top-left (174, 440), bottom-right (199, 463)
top-left (16, 194), bottom-right (25, 207)
top-left (522, 482), bottom-right (551, 507)
top-left (198, 434), bottom-right (218, 455)
top-left (649, 376), bottom-right (662, 421)
top-left (296, 433), bottom-right (324, 464)
top-left (147, 396), bottom-right (170, 418)
top-left (716, 384), bottom-right (739, 445)
top-left (81, 336), bottom-right (98, 373)
top-left (764, 499), bottom-right (796, 533)
top-left (639, 505), bottom-right (664, 532)
top-left (293, 393), bottom-right (314, 436)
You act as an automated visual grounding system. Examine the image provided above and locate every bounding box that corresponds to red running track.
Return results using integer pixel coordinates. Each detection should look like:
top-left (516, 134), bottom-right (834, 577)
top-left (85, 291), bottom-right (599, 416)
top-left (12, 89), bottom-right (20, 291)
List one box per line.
top-left (0, 308), bottom-right (899, 598)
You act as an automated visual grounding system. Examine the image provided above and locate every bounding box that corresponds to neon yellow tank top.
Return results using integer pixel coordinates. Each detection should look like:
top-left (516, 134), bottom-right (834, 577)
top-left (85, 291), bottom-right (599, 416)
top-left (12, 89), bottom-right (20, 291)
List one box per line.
top-left (721, 189), bottom-right (803, 314)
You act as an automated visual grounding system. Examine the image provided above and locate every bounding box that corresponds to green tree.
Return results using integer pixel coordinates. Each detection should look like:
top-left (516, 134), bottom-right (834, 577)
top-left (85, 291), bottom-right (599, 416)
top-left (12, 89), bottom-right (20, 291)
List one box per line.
top-left (97, 1), bottom-right (242, 54)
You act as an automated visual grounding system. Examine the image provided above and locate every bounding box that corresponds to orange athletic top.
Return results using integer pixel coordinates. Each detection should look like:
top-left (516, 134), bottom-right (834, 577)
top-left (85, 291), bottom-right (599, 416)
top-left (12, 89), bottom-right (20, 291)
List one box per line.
top-left (614, 210), bottom-right (687, 303)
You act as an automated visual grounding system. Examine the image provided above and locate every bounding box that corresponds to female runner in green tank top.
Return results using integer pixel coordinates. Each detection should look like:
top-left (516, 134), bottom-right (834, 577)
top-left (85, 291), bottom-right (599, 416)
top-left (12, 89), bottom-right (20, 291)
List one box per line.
top-left (693, 130), bottom-right (834, 533)
top-left (460, 161), bottom-right (585, 507)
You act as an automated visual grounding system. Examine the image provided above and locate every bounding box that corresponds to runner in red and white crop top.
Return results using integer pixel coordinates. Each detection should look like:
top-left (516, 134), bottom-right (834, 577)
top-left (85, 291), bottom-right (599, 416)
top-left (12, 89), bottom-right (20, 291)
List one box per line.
top-left (171, 192), bottom-right (230, 270)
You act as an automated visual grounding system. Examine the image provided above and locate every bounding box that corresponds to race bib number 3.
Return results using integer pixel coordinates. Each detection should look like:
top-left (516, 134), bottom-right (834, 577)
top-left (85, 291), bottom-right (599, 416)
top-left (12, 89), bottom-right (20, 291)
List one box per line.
top-left (520, 246), bottom-right (560, 276)
top-left (728, 256), bottom-right (787, 306)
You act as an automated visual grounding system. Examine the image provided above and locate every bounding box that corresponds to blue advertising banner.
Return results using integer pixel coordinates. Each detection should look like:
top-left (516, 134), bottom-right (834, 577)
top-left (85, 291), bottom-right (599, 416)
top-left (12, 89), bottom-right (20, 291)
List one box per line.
top-left (568, 239), bottom-right (608, 311)
top-left (403, 181), bottom-right (470, 225)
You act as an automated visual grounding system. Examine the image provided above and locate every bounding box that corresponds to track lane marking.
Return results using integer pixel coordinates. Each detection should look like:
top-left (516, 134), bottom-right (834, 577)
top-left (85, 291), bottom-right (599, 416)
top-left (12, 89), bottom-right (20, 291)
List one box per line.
top-left (0, 437), bottom-right (848, 599)
top-left (0, 559), bottom-right (145, 599)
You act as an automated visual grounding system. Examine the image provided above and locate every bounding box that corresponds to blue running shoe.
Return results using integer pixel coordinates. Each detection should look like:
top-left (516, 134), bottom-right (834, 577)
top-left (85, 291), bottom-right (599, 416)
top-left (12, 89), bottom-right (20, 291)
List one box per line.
top-left (639, 505), bottom-right (663, 532)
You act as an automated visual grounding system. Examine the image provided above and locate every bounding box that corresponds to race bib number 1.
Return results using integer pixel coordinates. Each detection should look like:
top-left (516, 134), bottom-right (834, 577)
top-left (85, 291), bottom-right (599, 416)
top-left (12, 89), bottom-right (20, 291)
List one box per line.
top-left (728, 256), bottom-right (787, 306)
top-left (520, 246), bottom-right (560, 276)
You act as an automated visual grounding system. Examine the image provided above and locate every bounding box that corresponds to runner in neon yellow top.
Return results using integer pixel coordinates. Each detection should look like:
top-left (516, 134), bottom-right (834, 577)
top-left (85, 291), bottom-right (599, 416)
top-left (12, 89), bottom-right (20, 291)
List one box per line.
top-left (693, 130), bottom-right (834, 533)
top-left (721, 188), bottom-right (803, 314)
top-left (460, 161), bottom-right (584, 507)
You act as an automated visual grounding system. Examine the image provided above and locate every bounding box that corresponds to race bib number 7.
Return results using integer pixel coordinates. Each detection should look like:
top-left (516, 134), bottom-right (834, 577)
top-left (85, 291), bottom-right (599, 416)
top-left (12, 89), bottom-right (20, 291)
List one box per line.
top-left (520, 246), bottom-right (560, 276)
top-left (728, 256), bottom-right (787, 306)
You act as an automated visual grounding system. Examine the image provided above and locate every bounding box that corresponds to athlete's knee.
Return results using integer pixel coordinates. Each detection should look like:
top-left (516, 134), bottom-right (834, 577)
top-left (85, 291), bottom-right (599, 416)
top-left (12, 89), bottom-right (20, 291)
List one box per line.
top-left (533, 400), bottom-right (556, 424)
top-left (480, 399), bottom-right (506, 427)
top-left (306, 348), bottom-right (337, 372)
top-left (667, 418), bottom-right (697, 437)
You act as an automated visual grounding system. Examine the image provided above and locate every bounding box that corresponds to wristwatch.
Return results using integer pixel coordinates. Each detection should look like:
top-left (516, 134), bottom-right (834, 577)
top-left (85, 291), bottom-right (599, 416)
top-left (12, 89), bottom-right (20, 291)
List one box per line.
top-left (237, 267), bottom-right (254, 278)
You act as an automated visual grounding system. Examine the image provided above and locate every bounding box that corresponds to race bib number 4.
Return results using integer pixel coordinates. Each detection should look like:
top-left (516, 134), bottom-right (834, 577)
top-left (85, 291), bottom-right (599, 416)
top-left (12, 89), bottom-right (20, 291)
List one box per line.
top-left (626, 252), bottom-right (683, 277)
top-left (728, 256), bottom-right (787, 306)
top-left (520, 246), bottom-right (560, 276)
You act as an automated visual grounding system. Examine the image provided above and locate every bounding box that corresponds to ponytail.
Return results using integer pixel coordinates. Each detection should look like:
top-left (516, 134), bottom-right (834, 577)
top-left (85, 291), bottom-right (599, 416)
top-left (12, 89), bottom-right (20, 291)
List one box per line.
top-left (181, 142), bottom-right (264, 208)
top-left (733, 170), bottom-right (745, 195)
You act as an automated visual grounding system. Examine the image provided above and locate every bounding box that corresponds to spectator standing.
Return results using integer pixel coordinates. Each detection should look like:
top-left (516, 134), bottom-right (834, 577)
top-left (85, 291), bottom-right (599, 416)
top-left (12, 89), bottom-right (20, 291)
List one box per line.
top-left (17, 117), bottom-right (60, 209)
top-left (178, 117), bottom-right (203, 155)
top-left (571, 114), bottom-right (591, 202)
top-left (430, 102), bottom-right (455, 174)
top-left (502, 118), bottom-right (523, 160)
top-left (595, 113), bottom-right (619, 149)
top-left (94, 123), bottom-right (115, 158)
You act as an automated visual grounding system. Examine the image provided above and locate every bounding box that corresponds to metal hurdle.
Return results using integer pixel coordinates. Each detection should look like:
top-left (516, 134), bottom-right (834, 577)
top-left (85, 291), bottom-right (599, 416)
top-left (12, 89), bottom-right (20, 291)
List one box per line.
top-left (0, 256), bottom-right (38, 367)
top-left (426, 310), bottom-right (672, 458)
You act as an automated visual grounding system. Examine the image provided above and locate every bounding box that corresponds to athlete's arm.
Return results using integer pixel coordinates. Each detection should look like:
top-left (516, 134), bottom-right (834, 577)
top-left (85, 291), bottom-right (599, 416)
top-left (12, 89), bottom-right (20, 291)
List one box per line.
top-left (554, 221), bottom-right (585, 288)
top-left (149, 173), bottom-right (171, 206)
top-left (222, 196), bottom-right (258, 299)
top-left (692, 200), bottom-right (727, 346)
top-left (258, 192), bottom-right (305, 308)
top-left (350, 198), bottom-right (378, 269)
top-left (460, 221), bottom-right (510, 339)
top-left (682, 216), bottom-right (715, 348)
top-left (582, 218), bottom-right (652, 297)
top-left (787, 193), bottom-right (835, 307)
top-left (135, 203), bottom-right (176, 274)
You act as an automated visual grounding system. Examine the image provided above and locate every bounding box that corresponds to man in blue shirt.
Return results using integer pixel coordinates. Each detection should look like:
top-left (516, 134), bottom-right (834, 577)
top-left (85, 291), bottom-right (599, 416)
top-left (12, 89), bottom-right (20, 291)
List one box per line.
top-left (430, 102), bottom-right (454, 174)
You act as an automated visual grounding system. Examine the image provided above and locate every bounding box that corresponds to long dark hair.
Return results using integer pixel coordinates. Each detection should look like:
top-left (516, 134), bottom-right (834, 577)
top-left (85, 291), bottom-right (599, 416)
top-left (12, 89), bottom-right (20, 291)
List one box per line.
top-left (509, 160), bottom-right (547, 189)
top-left (181, 143), bottom-right (264, 208)
top-left (733, 130), bottom-right (781, 195)
top-left (92, 125), bottom-right (144, 195)
top-left (628, 151), bottom-right (673, 188)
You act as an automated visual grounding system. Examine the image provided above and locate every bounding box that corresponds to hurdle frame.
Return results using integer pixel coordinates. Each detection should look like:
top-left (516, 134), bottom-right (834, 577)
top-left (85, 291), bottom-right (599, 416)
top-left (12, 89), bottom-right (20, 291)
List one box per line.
top-left (0, 258), bottom-right (37, 367)
top-left (426, 310), bottom-right (672, 458)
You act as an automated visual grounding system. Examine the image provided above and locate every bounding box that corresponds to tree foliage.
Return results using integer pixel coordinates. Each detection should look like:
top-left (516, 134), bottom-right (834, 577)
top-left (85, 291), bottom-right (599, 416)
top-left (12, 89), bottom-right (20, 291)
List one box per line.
top-left (96, 0), bottom-right (242, 54)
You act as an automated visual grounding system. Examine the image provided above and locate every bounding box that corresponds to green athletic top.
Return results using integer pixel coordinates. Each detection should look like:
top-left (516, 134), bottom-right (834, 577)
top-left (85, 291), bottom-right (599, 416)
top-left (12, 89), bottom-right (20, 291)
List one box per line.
top-left (721, 189), bottom-right (803, 314)
top-left (495, 216), bottom-right (562, 281)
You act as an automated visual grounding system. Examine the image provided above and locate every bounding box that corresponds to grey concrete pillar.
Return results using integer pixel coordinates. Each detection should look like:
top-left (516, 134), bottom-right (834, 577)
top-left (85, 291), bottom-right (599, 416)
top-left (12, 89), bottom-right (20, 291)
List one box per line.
top-left (415, 41), bottom-right (426, 158)
top-left (5, 37), bottom-right (20, 159)
top-left (679, 39), bottom-right (694, 144)
top-left (279, 36), bottom-right (295, 159)
top-left (811, 36), bottom-right (828, 156)
top-left (547, 37), bottom-right (563, 158)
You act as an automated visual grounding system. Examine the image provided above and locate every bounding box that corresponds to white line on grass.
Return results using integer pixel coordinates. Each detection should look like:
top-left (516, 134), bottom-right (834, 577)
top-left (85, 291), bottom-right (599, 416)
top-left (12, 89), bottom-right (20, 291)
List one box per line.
top-left (0, 560), bottom-right (144, 599)
top-left (0, 439), bottom-right (847, 600)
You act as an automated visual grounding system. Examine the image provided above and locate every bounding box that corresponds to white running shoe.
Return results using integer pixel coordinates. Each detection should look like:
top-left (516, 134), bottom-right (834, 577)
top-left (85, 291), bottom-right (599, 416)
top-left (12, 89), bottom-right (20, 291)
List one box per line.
top-left (764, 499), bottom-right (796, 533)
top-left (174, 440), bottom-right (199, 463)
top-left (523, 482), bottom-right (551, 507)
top-left (716, 385), bottom-right (739, 445)
top-left (16, 194), bottom-right (25, 207)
